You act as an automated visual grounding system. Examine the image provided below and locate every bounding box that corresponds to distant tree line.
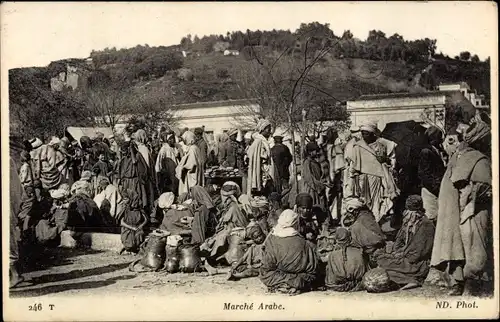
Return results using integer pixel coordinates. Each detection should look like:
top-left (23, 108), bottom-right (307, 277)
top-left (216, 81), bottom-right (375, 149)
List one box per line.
top-left (180, 22), bottom-right (452, 64)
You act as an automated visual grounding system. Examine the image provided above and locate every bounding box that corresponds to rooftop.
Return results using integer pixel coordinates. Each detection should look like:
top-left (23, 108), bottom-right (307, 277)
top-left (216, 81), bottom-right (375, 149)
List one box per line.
top-left (354, 91), bottom-right (447, 101)
top-left (438, 81), bottom-right (470, 87)
top-left (173, 98), bottom-right (258, 109)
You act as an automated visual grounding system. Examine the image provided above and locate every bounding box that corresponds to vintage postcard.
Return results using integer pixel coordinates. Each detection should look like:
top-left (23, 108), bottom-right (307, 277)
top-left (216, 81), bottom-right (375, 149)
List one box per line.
top-left (2, 1), bottom-right (498, 320)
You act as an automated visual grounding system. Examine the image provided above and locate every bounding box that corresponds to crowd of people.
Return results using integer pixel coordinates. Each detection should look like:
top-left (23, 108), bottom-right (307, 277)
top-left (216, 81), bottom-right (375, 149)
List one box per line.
top-left (9, 114), bottom-right (492, 297)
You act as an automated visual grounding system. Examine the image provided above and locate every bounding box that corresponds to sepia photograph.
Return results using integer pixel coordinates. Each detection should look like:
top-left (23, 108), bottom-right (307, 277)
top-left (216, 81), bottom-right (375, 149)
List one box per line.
top-left (1, 1), bottom-right (498, 320)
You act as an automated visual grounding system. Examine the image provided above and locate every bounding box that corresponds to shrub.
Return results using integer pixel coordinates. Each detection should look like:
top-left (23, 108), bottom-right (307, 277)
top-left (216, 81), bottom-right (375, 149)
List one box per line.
top-left (216, 68), bottom-right (229, 79)
top-left (177, 68), bottom-right (194, 81)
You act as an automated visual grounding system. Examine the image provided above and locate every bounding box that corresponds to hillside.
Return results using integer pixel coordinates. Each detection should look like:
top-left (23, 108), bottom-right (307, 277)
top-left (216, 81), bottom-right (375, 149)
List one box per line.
top-left (9, 22), bottom-right (491, 140)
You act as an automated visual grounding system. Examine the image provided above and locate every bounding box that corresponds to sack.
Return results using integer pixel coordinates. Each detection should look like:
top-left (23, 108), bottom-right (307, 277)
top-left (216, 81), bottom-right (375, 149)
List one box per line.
top-left (362, 267), bottom-right (392, 293)
top-left (35, 219), bottom-right (59, 245)
top-left (178, 244), bottom-right (203, 273)
top-left (225, 228), bottom-right (247, 266)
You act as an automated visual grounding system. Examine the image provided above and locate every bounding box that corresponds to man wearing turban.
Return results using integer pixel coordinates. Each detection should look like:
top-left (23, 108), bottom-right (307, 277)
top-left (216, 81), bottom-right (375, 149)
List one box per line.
top-left (374, 195), bottom-right (436, 290)
top-left (259, 209), bottom-right (318, 295)
top-left (325, 227), bottom-right (367, 292)
top-left (288, 142), bottom-right (328, 213)
top-left (200, 181), bottom-right (248, 266)
top-left (176, 130), bottom-right (204, 196)
top-left (246, 119), bottom-right (275, 196)
top-left (344, 120), bottom-right (399, 222)
top-left (155, 132), bottom-right (182, 195)
top-left (270, 135), bottom-right (293, 194)
top-left (431, 117), bottom-right (492, 296)
top-left (29, 138), bottom-right (62, 190)
top-left (194, 127), bottom-right (208, 166)
top-left (418, 126), bottom-right (446, 223)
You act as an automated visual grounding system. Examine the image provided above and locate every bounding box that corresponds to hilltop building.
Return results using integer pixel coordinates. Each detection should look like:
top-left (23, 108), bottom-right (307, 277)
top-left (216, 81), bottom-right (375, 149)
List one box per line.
top-left (437, 82), bottom-right (489, 109)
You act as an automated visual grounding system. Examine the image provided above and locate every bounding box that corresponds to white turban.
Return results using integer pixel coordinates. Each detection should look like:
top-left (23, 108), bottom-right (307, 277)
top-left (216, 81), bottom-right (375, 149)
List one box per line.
top-left (80, 171), bottom-right (92, 182)
top-left (343, 197), bottom-right (366, 213)
top-left (182, 131), bottom-right (196, 145)
top-left (359, 121), bottom-right (379, 134)
top-left (49, 136), bottom-right (61, 146)
top-left (271, 209), bottom-right (300, 238)
top-left (71, 180), bottom-right (92, 197)
top-left (50, 188), bottom-right (69, 200)
top-left (256, 119), bottom-right (272, 133)
top-left (158, 192), bottom-right (175, 209)
top-left (30, 138), bottom-right (43, 149)
top-left (227, 128), bottom-right (239, 137)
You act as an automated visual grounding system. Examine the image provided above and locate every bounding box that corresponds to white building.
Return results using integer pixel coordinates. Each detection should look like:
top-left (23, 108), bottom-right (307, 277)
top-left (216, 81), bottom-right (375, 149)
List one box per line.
top-left (107, 99), bottom-right (261, 137)
top-left (438, 82), bottom-right (489, 109)
top-left (346, 81), bottom-right (487, 131)
top-left (346, 92), bottom-right (447, 131)
top-left (172, 99), bottom-right (259, 136)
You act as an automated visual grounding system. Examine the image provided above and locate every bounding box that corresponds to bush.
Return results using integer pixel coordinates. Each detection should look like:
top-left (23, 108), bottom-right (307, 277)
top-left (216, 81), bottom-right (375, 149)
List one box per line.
top-left (136, 52), bottom-right (183, 79)
top-left (177, 68), bottom-right (194, 81)
top-left (216, 68), bottom-right (229, 79)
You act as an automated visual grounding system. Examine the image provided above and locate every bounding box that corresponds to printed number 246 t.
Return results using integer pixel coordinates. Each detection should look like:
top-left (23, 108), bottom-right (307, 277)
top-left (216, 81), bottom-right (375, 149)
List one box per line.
top-left (29, 304), bottom-right (55, 311)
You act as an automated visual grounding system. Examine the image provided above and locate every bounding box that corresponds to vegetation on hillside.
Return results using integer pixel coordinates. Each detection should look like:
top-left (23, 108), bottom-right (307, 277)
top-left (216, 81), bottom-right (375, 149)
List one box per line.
top-left (9, 22), bottom-right (491, 141)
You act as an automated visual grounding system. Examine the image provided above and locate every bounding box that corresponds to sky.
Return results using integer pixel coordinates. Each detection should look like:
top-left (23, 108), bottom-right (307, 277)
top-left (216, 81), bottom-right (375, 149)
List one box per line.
top-left (1, 1), bottom-right (497, 69)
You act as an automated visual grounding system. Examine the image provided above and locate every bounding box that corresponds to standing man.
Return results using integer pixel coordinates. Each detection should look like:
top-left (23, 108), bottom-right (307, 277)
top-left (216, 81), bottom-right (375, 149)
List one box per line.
top-left (418, 126), bottom-right (446, 224)
top-left (10, 158), bottom-right (26, 288)
top-left (194, 127), bottom-right (208, 167)
top-left (247, 119), bottom-right (275, 196)
top-left (156, 132), bottom-right (182, 195)
top-left (345, 121), bottom-right (399, 222)
top-left (271, 135), bottom-right (293, 194)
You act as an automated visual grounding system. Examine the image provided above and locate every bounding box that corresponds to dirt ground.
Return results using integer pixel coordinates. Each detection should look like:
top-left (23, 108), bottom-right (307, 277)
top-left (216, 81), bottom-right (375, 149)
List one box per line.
top-left (8, 247), bottom-right (488, 299)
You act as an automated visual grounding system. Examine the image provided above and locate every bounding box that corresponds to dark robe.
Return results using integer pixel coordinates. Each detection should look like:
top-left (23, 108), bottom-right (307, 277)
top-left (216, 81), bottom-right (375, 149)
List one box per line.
top-left (259, 234), bottom-right (318, 291)
top-left (271, 143), bottom-right (293, 191)
top-left (159, 208), bottom-right (194, 236)
top-left (67, 194), bottom-right (101, 233)
top-left (325, 246), bottom-right (368, 291)
top-left (117, 147), bottom-right (152, 212)
top-left (191, 205), bottom-right (218, 245)
top-left (121, 207), bottom-right (146, 253)
top-left (228, 140), bottom-right (246, 170)
top-left (156, 154), bottom-right (179, 195)
top-left (301, 157), bottom-right (327, 210)
top-left (349, 209), bottom-right (386, 254)
top-left (418, 146), bottom-right (445, 197)
top-left (195, 138), bottom-right (208, 166)
top-left (376, 216), bottom-right (435, 285)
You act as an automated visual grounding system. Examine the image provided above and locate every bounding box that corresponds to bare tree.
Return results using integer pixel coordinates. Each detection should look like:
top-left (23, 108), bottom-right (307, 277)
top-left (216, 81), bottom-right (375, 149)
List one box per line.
top-left (233, 36), bottom-right (350, 193)
top-left (79, 88), bottom-right (131, 130)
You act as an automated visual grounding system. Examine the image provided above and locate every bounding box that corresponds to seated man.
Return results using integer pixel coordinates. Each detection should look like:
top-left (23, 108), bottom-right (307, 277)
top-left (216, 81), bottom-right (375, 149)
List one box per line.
top-left (342, 197), bottom-right (386, 260)
top-left (201, 181), bottom-right (249, 265)
top-left (158, 192), bottom-right (193, 236)
top-left (259, 209), bottom-right (318, 295)
top-left (325, 227), bottom-right (368, 292)
top-left (227, 219), bottom-right (267, 281)
top-left (374, 195), bottom-right (436, 290)
top-left (294, 193), bottom-right (328, 243)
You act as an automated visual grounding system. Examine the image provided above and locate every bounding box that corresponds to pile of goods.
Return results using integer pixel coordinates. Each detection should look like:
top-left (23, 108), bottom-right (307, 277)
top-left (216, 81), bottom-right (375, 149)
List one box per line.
top-left (128, 230), bottom-right (204, 274)
top-left (205, 166), bottom-right (242, 178)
